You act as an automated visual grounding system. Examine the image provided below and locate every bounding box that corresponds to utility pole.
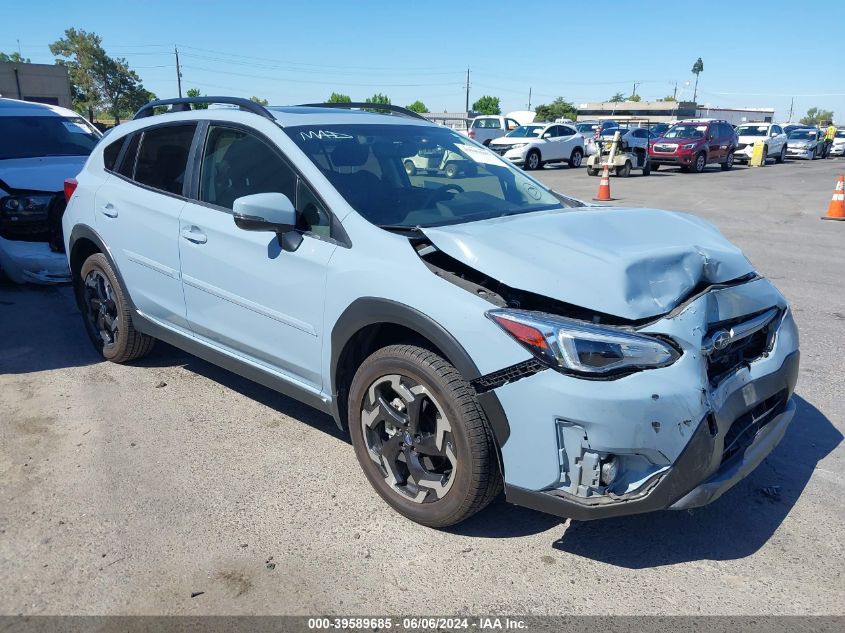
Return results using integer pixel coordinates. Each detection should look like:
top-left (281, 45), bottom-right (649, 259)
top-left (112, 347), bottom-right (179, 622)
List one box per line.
top-left (16, 39), bottom-right (22, 56)
top-left (464, 67), bottom-right (470, 114)
top-left (632, 81), bottom-right (640, 98)
top-left (787, 97), bottom-right (794, 123)
top-left (528, 87), bottom-right (532, 111)
top-left (673, 81), bottom-right (678, 100)
top-left (175, 46), bottom-right (183, 98)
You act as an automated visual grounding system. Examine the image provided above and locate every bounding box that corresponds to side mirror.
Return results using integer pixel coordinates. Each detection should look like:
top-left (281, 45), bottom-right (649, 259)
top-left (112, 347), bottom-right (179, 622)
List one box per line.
top-left (233, 192), bottom-right (302, 252)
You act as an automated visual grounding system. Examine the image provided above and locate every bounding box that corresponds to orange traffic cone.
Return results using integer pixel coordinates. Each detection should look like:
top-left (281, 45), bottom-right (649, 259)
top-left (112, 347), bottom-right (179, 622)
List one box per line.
top-left (822, 175), bottom-right (845, 220)
top-left (593, 163), bottom-right (615, 201)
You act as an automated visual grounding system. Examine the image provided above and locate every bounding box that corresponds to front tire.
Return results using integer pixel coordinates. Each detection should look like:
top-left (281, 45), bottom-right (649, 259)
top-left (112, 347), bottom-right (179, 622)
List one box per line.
top-left (348, 345), bottom-right (501, 528)
top-left (691, 152), bottom-right (706, 173)
top-left (777, 145), bottom-right (786, 163)
top-left (524, 149), bottom-right (541, 170)
top-left (78, 253), bottom-right (155, 363)
top-left (616, 161), bottom-right (631, 177)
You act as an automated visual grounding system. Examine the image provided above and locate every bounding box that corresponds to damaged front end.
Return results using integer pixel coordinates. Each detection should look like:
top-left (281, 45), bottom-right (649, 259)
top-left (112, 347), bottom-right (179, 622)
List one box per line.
top-left (412, 208), bottom-right (800, 520)
top-left (0, 184), bottom-right (70, 284)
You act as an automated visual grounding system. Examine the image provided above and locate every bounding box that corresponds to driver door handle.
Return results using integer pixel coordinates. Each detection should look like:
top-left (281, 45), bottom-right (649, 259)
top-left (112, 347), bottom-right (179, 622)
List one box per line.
top-left (181, 226), bottom-right (207, 244)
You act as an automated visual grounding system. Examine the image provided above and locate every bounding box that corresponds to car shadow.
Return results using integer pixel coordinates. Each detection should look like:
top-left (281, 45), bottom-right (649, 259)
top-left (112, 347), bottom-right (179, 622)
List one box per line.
top-left (134, 342), bottom-right (348, 443)
top-left (0, 282), bottom-right (101, 374)
top-left (550, 395), bottom-right (840, 567)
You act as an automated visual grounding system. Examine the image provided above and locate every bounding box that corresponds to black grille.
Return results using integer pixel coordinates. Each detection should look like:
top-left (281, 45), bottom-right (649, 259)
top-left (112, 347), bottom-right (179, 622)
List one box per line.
top-left (472, 358), bottom-right (546, 393)
top-left (721, 390), bottom-right (787, 465)
top-left (706, 311), bottom-right (778, 384)
top-left (490, 145), bottom-right (510, 156)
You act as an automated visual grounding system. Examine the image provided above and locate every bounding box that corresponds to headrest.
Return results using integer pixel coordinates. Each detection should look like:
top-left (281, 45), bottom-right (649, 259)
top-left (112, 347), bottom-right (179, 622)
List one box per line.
top-left (330, 142), bottom-right (369, 167)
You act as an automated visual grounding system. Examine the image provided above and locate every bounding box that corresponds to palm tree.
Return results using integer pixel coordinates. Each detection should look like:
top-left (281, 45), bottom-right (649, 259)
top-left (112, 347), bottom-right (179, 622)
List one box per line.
top-left (691, 58), bottom-right (704, 104)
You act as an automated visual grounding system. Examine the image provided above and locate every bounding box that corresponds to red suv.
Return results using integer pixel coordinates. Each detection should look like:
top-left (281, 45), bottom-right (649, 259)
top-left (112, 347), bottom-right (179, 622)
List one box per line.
top-left (649, 119), bottom-right (737, 173)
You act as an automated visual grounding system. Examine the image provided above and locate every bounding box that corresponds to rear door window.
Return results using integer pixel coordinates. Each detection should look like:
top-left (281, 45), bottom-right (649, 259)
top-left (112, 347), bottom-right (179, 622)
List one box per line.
top-left (134, 124), bottom-right (197, 196)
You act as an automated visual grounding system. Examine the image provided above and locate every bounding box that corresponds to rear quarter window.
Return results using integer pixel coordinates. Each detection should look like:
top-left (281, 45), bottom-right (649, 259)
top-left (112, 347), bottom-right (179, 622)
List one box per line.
top-left (117, 134), bottom-right (140, 179)
top-left (103, 137), bottom-right (125, 171)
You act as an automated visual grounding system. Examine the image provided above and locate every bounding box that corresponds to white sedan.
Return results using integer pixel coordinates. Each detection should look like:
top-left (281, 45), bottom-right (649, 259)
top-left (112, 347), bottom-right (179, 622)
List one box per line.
top-left (488, 123), bottom-right (584, 170)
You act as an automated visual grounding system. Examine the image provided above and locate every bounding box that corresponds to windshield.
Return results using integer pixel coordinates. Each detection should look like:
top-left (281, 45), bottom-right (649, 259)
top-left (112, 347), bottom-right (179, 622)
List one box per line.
top-left (471, 118), bottom-right (500, 129)
top-left (664, 124), bottom-right (707, 139)
top-left (287, 124), bottom-right (569, 229)
top-left (788, 130), bottom-right (818, 140)
top-left (836, 130), bottom-right (845, 138)
top-left (736, 125), bottom-right (768, 136)
top-left (575, 123), bottom-right (597, 133)
top-left (0, 115), bottom-right (101, 160)
top-left (506, 125), bottom-right (544, 138)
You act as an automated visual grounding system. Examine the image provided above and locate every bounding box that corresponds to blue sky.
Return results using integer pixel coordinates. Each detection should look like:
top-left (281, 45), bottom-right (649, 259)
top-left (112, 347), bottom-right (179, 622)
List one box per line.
top-left (3, 0), bottom-right (843, 121)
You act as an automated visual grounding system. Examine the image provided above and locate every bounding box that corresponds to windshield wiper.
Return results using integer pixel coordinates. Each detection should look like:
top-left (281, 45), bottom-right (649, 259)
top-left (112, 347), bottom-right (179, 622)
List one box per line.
top-left (377, 224), bottom-right (424, 234)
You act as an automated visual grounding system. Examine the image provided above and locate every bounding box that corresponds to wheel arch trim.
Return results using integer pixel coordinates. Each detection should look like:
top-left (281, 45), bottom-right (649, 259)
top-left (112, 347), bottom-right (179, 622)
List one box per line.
top-left (329, 297), bottom-right (511, 450)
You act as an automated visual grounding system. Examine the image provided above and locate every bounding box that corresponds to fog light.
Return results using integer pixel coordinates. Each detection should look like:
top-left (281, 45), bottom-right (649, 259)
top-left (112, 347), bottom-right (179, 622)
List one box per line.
top-left (600, 457), bottom-right (618, 486)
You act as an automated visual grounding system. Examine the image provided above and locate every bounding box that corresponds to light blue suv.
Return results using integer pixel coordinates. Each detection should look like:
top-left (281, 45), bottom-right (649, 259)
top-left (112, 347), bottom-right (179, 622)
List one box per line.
top-left (63, 97), bottom-right (800, 527)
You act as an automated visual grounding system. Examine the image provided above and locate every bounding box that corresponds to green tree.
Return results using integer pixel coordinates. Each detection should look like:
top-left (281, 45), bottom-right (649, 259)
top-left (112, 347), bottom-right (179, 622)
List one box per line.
top-left (327, 92), bottom-right (351, 103)
top-left (657, 95), bottom-right (677, 102)
top-left (50, 29), bottom-right (103, 120)
top-left (691, 57), bottom-right (704, 103)
top-left (186, 87), bottom-right (208, 109)
top-left (627, 94), bottom-right (642, 102)
top-left (534, 97), bottom-right (577, 122)
top-left (472, 95), bottom-right (500, 115)
top-left (405, 100), bottom-right (428, 113)
top-left (608, 92), bottom-right (625, 103)
top-left (50, 28), bottom-right (152, 123)
top-left (249, 96), bottom-right (269, 106)
top-left (365, 92), bottom-right (391, 105)
top-left (0, 51), bottom-right (31, 63)
top-left (800, 107), bottom-right (835, 125)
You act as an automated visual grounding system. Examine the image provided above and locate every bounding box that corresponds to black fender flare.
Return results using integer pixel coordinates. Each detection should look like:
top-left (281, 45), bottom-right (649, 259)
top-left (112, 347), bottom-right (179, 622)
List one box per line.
top-left (67, 224), bottom-right (137, 314)
top-left (329, 297), bottom-right (511, 449)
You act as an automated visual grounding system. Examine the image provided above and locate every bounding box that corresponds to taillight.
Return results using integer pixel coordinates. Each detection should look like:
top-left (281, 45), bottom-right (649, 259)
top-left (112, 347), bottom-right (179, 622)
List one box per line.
top-left (468, 130), bottom-right (476, 139)
top-left (64, 178), bottom-right (78, 202)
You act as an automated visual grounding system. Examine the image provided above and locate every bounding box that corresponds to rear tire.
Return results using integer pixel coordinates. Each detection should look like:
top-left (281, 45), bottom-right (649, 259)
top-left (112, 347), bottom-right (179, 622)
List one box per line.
top-left (587, 167), bottom-right (599, 176)
top-left (348, 345), bottom-right (501, 528)
top-left (569, 148), bottom-right (583, 168)
top-left (642, 160), bottom-right (651, 176)
top-left (651, 163), bottom-right (660, 171)
top-left (404, 160), bottom-right (417, 176)
top-left (776, 145), bottom-right (786, 163)
top-left (78, 253), bottom-right (155, 363)
top-left (721, 152), bottom-right (735, 171)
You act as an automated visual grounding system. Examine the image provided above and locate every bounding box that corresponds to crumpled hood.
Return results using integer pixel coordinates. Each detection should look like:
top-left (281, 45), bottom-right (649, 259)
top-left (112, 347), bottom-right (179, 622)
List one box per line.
top-left (421, 207), bottom-right (754, 320)
top-left (0, 156), bottom-right (87, 192)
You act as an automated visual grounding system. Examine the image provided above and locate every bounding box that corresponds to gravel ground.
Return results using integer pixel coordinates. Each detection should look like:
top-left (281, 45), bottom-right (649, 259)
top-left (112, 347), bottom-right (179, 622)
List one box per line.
top-left (1, 158), bottom-right (843, 616)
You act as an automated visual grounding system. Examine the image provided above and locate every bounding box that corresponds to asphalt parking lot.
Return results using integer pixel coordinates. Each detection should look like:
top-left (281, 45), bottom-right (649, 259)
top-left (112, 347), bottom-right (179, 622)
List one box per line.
top-left (1, 159), bottom-right (844, 616)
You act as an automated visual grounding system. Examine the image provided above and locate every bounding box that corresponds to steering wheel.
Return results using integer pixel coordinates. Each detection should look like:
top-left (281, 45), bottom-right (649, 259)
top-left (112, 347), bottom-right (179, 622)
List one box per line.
top-left (422, 184), bottom-right (464, 209)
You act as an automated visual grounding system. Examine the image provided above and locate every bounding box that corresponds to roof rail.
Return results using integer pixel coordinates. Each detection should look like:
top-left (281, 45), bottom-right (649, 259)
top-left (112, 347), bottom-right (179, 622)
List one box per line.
top-left (297, 102), bottom-right (428, 121)
top-left (133, 96), bottom-right (275, 121)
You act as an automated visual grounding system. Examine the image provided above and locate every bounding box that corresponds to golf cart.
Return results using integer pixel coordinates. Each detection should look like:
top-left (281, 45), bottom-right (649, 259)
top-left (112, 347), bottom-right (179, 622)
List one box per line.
top-left (586, 124), bottom-right (653, 177)
top-left (404, 148), bottom-right (477, 178)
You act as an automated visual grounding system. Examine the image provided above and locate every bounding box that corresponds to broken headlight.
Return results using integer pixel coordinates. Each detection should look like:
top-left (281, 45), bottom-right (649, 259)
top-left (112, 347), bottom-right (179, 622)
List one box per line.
top-left (1, 194), bottom-right (54, 223)
top-left (487, 309), bottom-right (680, 376)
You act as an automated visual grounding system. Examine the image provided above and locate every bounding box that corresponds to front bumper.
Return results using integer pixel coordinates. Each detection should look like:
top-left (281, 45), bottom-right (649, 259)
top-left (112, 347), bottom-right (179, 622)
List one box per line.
top-left (786, 147), bottom-right (814, 159)
top-left (649, 152), bottom-right (695, 166)
top-left (0, 236), bottom-right (71, 284)
top-left (489, 147), bottom-right (528, 164)
top-left (493, 278), bottom-right (800, 520)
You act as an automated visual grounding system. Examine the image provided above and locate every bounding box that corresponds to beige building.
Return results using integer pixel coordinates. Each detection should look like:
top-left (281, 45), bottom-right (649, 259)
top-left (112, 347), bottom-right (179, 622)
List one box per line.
top-left (577, 101), bottom-right (775, 126)
top-left (0, 61), bottom-right (73, 109)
